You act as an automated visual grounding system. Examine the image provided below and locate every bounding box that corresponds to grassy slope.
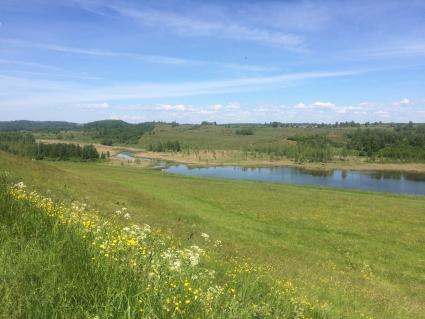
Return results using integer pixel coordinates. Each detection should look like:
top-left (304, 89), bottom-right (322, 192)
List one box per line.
top-left (1, 151), bottom-right (424, 318)
top-left (0, 183), bottom-right (118, 319)
top-left (137, 123), bottom-right (353, 150)
top-left (3, 175), bottom-right (320, 319)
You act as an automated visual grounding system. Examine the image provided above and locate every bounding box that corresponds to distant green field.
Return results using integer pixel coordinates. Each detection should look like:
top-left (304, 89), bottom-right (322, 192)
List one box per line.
top-left (33, 123), bottom-right (354, 149)
top-left (137, 123), bottom-right (352, 150)
top-left (1, 151), bottom-right (424, 318)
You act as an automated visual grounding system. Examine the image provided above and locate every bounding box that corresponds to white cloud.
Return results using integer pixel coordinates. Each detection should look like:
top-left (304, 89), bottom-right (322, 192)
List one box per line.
top-left (359, 101), bottom-right (371, 106)
top-left (292, 101), bottom-right (370, 116)
top-left (255, 106), bottom-right (271, 112)
top-left (394, 98), bottom-right (410, 106)
top-left (336, 106), bottom-right (366, 114)
top-left (9, 98), bottom-right (422, 124)
top-left (293, 103), bottom-right (306, 109)
top-left (293, 101), bottom-right (337, 110)
top-left (210, 104), bottom-right (223, 111)
top-left (76, 102), bottom-right (109, 109)
top-left (373, 110), bottom-right (390, 116)
top-left (311, 101), bottom-right (336, 109)
top-left (225, 102), bottom-right (241, 110)
top-left (157, 104), bottom-right (191, 112)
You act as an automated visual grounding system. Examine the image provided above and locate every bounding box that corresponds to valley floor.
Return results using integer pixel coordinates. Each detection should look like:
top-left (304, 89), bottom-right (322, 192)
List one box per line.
top-left (38, 139), bottom-right (425, 173)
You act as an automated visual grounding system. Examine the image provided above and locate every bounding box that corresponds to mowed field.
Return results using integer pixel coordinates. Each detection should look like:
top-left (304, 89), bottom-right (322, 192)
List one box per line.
top-left (1, 151), bottom-right (424, 319)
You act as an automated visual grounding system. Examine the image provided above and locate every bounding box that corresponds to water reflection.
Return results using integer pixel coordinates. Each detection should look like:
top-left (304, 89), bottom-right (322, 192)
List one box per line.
top-left (164, 164), bottom-right (425, 196)
top-left (367, 171), bottom-right (425, 182)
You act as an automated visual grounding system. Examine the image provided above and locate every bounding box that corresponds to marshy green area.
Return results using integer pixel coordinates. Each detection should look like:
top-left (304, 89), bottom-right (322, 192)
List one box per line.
top-left (1, 150), bottom-right (424, 318)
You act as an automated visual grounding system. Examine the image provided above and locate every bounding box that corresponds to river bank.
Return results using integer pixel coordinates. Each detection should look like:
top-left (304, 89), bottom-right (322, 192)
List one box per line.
top-left (133, 150), bottom-right (425, 173)
top-left (37, 139), bottom-right (425, 173)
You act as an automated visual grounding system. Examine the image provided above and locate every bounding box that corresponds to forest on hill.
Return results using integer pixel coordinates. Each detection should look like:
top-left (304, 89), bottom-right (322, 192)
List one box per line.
top-left (0, 131), bottom-right (99, 161)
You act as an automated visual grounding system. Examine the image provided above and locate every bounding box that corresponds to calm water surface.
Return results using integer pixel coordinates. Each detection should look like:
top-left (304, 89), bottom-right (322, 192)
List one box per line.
top-left (165, 164), bottom-right (425, 195)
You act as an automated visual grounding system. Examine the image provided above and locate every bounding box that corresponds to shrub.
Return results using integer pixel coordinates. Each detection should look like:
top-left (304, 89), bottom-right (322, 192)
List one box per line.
top-left (235, 128), bottom-right (254, 136)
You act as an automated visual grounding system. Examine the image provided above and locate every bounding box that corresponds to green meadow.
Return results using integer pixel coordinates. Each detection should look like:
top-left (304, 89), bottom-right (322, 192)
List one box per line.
top-left (137, 123), bottom-right (352, 150)
top-left (1, 150), bottom-right (424, 318)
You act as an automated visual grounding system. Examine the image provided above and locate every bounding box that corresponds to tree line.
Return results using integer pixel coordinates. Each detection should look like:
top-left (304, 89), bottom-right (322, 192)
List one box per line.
top-left (83, 120), bottom-right (154, 145)
top-left (0, 131), bottom-right (100, 161)
top-left (247, 134), bottom-right (334, 163)
top-left (148, 141), bottom-right (182, 152)
top-left (346, 124), bottom-right (425, 160)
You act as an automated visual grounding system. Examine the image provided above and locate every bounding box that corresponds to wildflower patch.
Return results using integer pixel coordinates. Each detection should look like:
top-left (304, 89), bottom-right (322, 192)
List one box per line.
top-left (4, 181), bottom-right (334, 318)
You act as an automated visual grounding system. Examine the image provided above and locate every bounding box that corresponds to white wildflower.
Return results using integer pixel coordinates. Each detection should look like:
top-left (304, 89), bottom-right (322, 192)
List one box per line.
top-left (143, 224), bottom-right (151, 233)
top-left (188, 251), bottom-right (200, 267)
top-left (190, 245), bottom-right (205, 255)
top-left (171, 259), bottom-right (181, 272)
top-left (204, 285), bottom-right (224, 303)
top-left (131, 224), bottom-right (141, 231)
top-left (14, 181), bottom-right (26, 189)
top-left (201, 232), bottom-right (210, 242)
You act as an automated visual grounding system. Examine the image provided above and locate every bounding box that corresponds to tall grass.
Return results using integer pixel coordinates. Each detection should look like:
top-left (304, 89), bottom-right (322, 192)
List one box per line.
top-left (0, 177), bottom-right (332, 319)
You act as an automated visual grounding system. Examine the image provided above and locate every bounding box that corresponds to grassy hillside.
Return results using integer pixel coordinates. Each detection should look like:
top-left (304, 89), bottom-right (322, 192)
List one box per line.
top-left (26, 120), bottom-right (154, 145)
top-left (137, 123), bottom-right (353, 150)
top-left (1, 151), bottom-right (424, 318)
top-left (2, 178), bottom-right (327, 318)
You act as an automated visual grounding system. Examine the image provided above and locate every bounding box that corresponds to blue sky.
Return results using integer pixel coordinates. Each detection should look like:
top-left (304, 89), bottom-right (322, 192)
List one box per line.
top-left (1, 0), bottom-right (425, 123)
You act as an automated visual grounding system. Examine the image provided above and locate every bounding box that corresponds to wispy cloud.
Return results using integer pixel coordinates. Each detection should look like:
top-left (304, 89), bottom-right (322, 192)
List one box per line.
top-left (0, 69), bottom-right (362, 106)
top-left (360, 44), bottom-right (425, 59)
top-left (0, 58), bottom-right (60, 71)
top-left (75, 102), bottom-right (109, 109)
top-left (0, 38), bottom-right (189, 65)
top-left (0, 69), bottom-right (101, 81)
top-left (1, 37), bottom-right (278, 72)
top-left (73, 1), bottom-right (305, 50)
